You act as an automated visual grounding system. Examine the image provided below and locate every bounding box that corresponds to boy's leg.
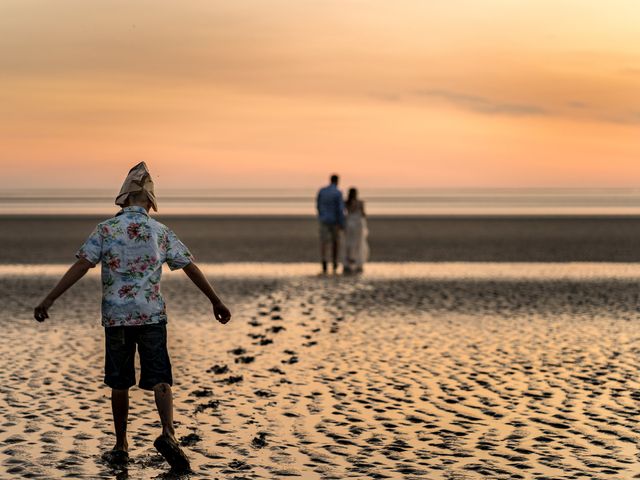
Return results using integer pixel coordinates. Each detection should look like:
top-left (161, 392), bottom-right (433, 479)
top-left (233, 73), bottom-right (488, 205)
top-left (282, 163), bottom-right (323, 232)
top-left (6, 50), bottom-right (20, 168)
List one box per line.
top-left (153, 383), bottom-right (175, 439)
top-left (137, 324), bottom-right (189, 471)
top-left (104, 326), bottom-right (136, 460)
top-left (112, 388), bottom-right (129, 451)
top-left (137, 323), bottom-right (174, 435)
top-left (152, 382), bottom-right (190, 471)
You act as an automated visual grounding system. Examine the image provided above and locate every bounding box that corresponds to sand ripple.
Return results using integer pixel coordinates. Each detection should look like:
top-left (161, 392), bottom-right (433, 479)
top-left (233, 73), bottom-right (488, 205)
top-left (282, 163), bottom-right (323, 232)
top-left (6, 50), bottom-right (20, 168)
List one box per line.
top-left (2, 272), bottom-right (640, 478)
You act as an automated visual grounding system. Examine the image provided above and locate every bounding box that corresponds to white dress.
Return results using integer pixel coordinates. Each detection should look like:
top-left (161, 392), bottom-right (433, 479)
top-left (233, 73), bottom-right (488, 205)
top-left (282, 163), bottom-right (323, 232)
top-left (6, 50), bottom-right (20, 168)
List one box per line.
top-left (343, 200), bottom-right (369, 272)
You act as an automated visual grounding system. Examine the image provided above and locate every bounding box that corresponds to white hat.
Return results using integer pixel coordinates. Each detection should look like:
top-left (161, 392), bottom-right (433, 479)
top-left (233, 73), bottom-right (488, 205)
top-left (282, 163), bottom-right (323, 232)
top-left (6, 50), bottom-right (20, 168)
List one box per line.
top-left (115, 162), bottom-right (158, 211)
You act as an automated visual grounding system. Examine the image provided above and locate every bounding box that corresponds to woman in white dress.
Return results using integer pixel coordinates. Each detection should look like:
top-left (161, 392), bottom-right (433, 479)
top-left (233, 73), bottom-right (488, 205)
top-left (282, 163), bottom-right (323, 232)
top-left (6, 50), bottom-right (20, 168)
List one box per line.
top-left (343, 188), bottom-right (369, 274)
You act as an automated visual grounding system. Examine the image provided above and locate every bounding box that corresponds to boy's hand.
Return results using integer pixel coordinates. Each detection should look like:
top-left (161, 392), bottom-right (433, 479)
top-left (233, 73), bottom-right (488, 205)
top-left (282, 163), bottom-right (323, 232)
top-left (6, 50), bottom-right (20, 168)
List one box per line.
top-left (213, 301), bottom-right (231, 324)
top-left (32, 259), bottom-right (92, 323)
top-left (34, 298), bottom-right (53, 322)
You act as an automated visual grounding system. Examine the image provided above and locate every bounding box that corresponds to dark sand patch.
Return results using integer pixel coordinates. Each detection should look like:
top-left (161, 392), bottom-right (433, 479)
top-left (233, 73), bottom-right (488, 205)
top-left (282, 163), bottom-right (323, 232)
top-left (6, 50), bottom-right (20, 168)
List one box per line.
top-left (5, 215), bottom-right (640, 264)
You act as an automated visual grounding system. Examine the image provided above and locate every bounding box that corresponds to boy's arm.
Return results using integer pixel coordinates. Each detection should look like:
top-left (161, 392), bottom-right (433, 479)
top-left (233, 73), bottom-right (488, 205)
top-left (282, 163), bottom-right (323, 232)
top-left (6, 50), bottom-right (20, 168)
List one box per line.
top-left (182, 262), bottom-right (231, 324)
top-left (34, 258), bottom-right (95, 322)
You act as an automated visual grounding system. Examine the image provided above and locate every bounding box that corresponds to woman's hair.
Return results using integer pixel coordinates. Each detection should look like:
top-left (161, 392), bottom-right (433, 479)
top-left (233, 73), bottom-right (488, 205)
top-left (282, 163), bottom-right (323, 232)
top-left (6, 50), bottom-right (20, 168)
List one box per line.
top-left (347, 188), bottom-right (358, 204)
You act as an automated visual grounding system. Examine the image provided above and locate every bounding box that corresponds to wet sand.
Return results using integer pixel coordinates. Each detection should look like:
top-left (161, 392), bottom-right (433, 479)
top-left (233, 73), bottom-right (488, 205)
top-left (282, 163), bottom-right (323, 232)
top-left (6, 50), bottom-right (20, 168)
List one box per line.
top-left (2, 267), bottom-right (640, 479)
top-left (4, 215), bottom-right (640, 263)
top-left (0, 215), bottom-right (428, 264)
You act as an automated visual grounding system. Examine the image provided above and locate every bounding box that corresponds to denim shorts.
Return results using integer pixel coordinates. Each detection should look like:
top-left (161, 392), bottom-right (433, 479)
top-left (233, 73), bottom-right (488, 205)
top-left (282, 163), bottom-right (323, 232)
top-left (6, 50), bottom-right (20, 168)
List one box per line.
top-left (104, 323), bottom-right (172, 391)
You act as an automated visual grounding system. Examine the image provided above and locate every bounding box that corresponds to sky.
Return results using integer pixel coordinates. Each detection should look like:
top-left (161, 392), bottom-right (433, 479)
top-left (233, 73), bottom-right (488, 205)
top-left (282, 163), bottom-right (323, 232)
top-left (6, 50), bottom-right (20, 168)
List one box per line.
top-left (0, 0), bottom-right (639, 189)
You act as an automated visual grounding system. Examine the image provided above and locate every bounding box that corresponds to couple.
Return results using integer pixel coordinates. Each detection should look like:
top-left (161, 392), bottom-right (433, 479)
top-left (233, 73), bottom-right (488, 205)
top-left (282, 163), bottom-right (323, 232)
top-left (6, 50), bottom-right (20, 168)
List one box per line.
top-left (316, 174), bottom-right (369, 275)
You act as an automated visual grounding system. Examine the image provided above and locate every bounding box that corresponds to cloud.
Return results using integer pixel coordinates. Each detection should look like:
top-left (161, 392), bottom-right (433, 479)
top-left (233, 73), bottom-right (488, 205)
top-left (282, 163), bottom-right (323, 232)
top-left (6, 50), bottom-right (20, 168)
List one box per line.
top-left (416, 89), bottom-right (548, 116)
top-left (598, 111), bottom-right (640, 125)
top-left (621, 67), bottom-right (640, 76)
top-left (368, 92), bottom-right (402, 103)
top-left (567, 101), bottom-right (589, 109)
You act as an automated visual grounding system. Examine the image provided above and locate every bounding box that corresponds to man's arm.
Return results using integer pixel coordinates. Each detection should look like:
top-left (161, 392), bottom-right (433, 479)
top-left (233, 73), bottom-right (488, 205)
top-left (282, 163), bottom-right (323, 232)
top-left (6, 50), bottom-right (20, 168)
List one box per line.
top-left (182, 262), bottom-right (231, 324)
top-left (33, 258), bottom-right (95, 322)
top-left (336, 193), bottom-right (346, 228)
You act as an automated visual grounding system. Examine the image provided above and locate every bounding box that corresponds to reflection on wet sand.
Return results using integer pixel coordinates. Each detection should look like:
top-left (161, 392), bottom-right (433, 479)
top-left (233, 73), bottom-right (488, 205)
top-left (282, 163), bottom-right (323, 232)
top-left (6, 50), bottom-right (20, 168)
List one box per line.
top-left (4, 261), bottom-right (640, 279)
top-left (2, 267), bottom-right (640, 478)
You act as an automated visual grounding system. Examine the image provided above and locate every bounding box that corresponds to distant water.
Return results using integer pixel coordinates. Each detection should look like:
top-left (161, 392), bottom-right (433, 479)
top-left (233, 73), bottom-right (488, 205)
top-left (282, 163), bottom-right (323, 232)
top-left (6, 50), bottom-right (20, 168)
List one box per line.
top-left (1, 188), bottom-right (640, 215)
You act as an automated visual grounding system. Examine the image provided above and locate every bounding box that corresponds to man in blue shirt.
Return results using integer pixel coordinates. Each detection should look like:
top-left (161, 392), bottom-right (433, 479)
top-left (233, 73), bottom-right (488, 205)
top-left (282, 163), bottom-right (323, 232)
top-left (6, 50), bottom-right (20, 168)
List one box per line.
top-left (316, 174), bottom-right (345, 274)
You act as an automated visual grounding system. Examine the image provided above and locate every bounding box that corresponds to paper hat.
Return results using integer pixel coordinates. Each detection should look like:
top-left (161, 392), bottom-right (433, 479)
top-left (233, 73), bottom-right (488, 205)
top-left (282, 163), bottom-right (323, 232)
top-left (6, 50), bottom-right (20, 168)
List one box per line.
top-left (115, 162), bottom-right (158, 211)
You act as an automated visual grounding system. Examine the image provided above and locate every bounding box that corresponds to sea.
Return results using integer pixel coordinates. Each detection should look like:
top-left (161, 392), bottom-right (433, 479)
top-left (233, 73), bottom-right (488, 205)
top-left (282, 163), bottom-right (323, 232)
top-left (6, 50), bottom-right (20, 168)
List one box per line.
top-left (1, 188), bottom-right (640, 215)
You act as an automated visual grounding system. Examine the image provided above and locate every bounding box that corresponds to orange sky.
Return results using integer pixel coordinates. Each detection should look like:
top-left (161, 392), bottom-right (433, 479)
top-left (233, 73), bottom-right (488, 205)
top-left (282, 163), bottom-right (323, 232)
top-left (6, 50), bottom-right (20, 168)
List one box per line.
top-left (1, 1), bottom-right (639, 189)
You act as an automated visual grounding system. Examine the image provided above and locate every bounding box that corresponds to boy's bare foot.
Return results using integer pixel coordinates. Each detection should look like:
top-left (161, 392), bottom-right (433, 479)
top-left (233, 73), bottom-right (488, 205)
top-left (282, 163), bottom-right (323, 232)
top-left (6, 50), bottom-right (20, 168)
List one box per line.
top-left (154, 434), bottom-right (190, 472)
top-left (101, 448), bottom-right (129, 465)
top-left (116, 444), bottom-right (128, 455)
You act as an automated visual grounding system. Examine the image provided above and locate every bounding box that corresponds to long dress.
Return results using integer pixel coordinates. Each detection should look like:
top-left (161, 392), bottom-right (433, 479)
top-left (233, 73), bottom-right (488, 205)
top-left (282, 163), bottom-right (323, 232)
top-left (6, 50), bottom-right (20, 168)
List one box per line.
top-left (343, 200), bottom-right (369, 273)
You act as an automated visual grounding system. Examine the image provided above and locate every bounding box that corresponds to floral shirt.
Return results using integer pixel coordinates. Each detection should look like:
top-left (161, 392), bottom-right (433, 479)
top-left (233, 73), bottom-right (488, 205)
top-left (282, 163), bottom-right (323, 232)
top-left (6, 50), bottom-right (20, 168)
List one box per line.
top-left (75, 206), bottom-right (193, 327)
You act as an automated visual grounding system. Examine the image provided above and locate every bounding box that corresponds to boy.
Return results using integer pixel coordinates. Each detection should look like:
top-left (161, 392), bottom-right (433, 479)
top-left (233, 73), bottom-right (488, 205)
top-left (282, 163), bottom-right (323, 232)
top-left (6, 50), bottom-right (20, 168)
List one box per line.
top-left (33, 162), bottom-right (231, 472)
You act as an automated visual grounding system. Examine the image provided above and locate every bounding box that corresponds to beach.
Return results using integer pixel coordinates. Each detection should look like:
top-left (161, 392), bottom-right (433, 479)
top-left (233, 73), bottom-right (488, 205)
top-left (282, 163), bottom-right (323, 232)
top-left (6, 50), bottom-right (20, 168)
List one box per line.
top-left (3, 0), bottom-right (639, 476)
top-left (3, 216), bottom-right (640, 478)
top-left (3, 215), bottom-right (640, 263)
top-left (2, 258), bottom-right (640, 478)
